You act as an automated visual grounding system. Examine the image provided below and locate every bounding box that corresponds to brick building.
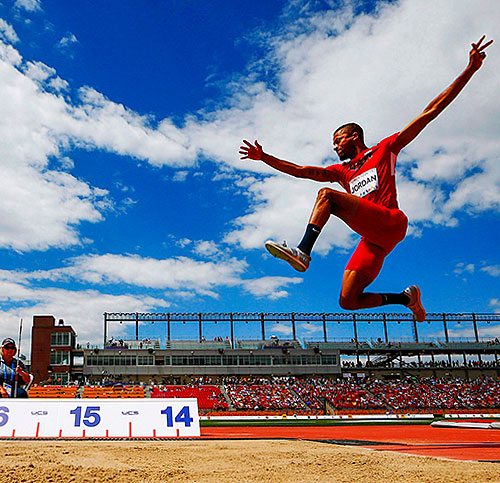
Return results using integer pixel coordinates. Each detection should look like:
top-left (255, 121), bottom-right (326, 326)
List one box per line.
top-left (30, 315), bottom-right (82, 384)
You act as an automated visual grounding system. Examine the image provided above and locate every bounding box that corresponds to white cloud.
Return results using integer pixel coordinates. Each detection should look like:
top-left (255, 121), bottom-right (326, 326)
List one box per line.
top-left (0, 280), bottom-right (170, 348)
top-left (242, 275), bottom-right (302, 300)
top-left (454, 262), bottom-right (475, 276)
top-left (0, 37), bottom-right (199, 250)
top-left (489, 298), bottom-right (500, 314)
top-left (481, 265), bottom-right (500, 277)
top-left (193, 240), bottom-right (220, 258)
top-left (446, 322), bottom-right (500, 339)
top-left (298, 322), bottom-right (323, 335)
top-left (176, 238), bottom-right (192, 248)
top-left (57, 156), bottom-right (74, 170)
top-left (57, 32), bottom-right (78, 49)
top-left (444, 161), bottom-right (500, 214)
top-left (267, 323), bottom-right (293, 336)
top-left (0, 165), bottom-right (107, 251)
top-left (453, 262), bottom-right (500, 279)
top-left (0, 38), bottom-right (22, 64)
top-left (22, 60), bottom-right (69, 92)
top-left (0, 48), bottom-right (111, 250)
top-left (172, 170), bottom-right (189, 182)
top-left (23, 61), bottom-right (55, 82)
top-left (0, 19), bottom-right (19, 44)
top-left (32, 253), bottom-right (247, 291)
top-left (14, 0), bottom-right (42, 13)
top-left (25, 253), bottom-right (300, 300)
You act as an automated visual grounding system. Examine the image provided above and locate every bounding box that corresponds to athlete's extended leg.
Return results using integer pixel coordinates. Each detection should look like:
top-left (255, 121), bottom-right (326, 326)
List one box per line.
top-left (340, 239), bottom-right (426, 320)
top-left (340, 270), bottom-right (425, 320)
top-left (294, 187), bottom-right (405, 254)
top-left (340, 272), bottom-right (426, 320)
top-left (266, 187), bottom-right (399, 270)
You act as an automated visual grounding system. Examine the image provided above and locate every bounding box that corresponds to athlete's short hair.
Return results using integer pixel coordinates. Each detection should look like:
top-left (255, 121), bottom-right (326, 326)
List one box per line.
top-left (334, 123), bottom-right (364, 143)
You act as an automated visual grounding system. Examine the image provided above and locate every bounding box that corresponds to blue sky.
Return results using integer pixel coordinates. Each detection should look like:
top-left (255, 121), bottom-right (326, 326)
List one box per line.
top-left (0, 0), bottom-right (498, 349)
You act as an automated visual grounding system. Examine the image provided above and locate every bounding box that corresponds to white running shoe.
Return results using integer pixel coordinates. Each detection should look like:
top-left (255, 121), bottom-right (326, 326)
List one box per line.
top-left (264, 240), bottom-right (311, 272)
top-left (404, 285), bottom-right (426, 322)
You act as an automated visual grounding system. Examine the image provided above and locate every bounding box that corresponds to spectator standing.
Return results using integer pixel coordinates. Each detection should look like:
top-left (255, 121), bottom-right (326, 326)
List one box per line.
top-left (0, 338), bottom-right (31, 398)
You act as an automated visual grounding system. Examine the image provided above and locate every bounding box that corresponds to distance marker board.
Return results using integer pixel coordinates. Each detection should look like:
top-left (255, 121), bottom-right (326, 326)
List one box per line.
top-left (0, 398), bottom-right (200, 438)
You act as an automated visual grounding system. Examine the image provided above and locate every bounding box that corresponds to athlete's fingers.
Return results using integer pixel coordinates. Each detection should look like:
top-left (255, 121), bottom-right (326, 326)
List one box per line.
top-left (255, 140), bottom-right (262, 150)
top-left (242, 139), bottom-right (253, 148)
top-left (478, 39), bottom-right (494, 52)
top-left (476, 34), bottom-right (486, 48)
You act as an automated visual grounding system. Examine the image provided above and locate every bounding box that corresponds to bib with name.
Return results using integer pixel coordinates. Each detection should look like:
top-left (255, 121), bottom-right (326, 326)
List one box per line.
top-left (349, 167), bottom-right (379, 198)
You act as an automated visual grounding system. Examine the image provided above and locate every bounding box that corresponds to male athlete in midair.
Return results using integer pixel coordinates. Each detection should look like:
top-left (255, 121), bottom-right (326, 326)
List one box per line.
top-left (239, 36), bottom-right (493, 322)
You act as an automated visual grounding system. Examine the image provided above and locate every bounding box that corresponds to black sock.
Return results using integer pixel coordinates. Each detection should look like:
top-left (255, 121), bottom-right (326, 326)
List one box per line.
top-left (380, 292), bottom-right (410, 306)
top-left (297, 224), bottom-right (322, 255)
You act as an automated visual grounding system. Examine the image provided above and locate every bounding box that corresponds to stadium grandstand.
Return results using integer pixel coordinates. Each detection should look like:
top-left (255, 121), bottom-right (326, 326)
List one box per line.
top-left (29, 312), bottom-right (500, 414)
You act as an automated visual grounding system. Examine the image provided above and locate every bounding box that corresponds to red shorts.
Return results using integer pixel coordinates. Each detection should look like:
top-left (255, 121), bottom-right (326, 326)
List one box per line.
top-left (344, 198), bottom-right (408, 280)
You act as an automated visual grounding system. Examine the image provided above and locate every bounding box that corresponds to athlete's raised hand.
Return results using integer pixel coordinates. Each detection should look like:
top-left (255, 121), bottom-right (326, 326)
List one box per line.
top-left (239, 139), bottom-right (264, 160)
top-left (468, 35), bottom-right (493, 71)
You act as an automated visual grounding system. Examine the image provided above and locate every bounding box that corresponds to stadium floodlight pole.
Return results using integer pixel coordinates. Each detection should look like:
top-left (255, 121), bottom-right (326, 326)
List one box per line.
top-left (13, 318), bottom-right (23, 398)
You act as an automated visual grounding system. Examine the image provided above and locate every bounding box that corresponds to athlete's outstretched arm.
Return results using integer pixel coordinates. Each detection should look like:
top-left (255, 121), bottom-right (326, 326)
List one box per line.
top-left (394, 35), bottom-right (493, 152)
top-left (239, 139), bottom-right (334, 182)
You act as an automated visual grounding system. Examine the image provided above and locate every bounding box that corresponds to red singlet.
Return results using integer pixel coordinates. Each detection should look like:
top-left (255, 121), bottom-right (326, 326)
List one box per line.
top-left (325, 133), bottom-right (408, 280)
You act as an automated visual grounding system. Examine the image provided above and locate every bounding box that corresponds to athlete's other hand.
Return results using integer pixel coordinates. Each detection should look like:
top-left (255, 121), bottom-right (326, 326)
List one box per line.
top-left (468, 35), bottom-right (493, 71)
top-left (239, 140), bottom-right (263, 161)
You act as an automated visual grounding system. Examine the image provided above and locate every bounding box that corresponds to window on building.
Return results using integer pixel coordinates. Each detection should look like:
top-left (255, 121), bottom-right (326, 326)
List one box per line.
top-left (51, 332), bottom-right (71, 346)
top-left (50, 351), bottom-right (70, 365)
top-left (114, 355), bottom-right (137, 366)
top-left (137, 355), bottom-right (154, 365)
top-left (321, 355), bottom-right (337, 365)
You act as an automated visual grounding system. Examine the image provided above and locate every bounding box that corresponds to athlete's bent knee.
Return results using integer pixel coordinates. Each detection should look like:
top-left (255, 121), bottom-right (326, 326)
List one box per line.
top-left (339, 294), bottom-right (360, 311)
top-left (317, 187), bottom-right (334, 201)
top-left (316, 188), bottom-right (336, 211)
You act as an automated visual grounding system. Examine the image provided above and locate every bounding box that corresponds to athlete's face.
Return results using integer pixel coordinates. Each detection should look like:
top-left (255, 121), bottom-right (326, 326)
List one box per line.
top-left (333, 129), bottom-right (357, 160)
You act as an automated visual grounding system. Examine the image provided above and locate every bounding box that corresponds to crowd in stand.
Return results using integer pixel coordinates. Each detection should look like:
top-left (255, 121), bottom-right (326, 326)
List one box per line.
top-left (151, 384), bottom-right (228, 410)
top-left (223, 378), bottom-right (304, 411)
top-left (158, 375), bottom-right (500, 413)
top-left (365, 377), bottom-right (500, 410)
top-left (29, 376), bottom-right (500, 412)
top-left (289, 377), bottom-right (386, 411)
top-left (342, 359), bottom-right (498, 369)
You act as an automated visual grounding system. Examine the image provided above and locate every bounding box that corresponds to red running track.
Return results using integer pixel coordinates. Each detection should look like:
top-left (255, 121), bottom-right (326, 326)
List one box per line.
top-left (200, 425), bottom-right (500, 461)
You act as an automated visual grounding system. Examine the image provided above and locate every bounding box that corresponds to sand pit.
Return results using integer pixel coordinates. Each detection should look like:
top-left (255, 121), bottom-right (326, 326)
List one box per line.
top-left (2, 440), bottom-right (499, 482)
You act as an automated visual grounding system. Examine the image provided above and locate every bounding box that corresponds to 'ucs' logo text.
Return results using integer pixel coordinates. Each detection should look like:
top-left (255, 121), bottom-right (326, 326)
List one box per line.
top-left (121, 411), bottom-right (139, 416)
top-left (31, 411), bottom-right (48, 416)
